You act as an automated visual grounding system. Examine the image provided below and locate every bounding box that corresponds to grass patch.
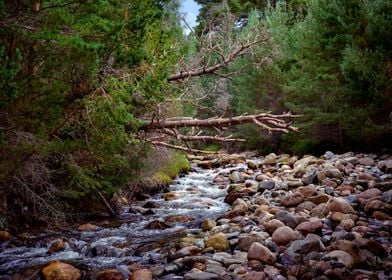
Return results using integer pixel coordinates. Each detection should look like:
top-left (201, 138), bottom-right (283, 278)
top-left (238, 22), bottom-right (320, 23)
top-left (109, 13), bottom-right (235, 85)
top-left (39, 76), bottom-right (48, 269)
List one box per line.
top-left (160, 152), bottom-right (190, 178)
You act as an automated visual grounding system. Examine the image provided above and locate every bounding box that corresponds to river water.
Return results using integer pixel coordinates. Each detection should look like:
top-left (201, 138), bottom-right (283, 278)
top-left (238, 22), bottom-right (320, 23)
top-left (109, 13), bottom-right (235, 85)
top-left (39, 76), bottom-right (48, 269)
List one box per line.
top-left (0, 163), bottom-right (247, 278)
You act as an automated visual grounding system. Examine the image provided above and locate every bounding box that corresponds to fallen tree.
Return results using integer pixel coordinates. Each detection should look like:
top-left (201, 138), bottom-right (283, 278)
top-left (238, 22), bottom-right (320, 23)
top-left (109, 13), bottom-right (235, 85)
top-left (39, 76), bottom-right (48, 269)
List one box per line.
top-left (138, 112), bottom-right (299, 154)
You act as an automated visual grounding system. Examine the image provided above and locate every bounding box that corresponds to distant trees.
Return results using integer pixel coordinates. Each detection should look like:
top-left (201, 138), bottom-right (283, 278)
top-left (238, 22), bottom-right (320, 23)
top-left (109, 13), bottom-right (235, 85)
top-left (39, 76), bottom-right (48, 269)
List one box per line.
top-left (197, 0), bottom-right (391, 154)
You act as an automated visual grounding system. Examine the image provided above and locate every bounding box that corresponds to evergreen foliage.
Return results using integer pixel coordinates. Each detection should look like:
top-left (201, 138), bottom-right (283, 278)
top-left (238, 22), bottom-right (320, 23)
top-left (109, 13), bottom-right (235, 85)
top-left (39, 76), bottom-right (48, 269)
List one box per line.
top-left (0, 0), bottom-right (185, 222)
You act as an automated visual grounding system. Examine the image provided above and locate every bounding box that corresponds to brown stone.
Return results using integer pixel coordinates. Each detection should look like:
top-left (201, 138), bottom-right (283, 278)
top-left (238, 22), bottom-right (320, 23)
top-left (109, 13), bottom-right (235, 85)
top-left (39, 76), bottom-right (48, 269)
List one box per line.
top-left (77, 223), bottom-right (98, 231)
top-left (324, 250), bottom-right (354, 268)
top-left (263, 219), bottom-right (285, 234)
top-left (0, 230), bottom-right (11, 241)
top-left (280, 192), bottom-right (305, 207)
top-left (327, 198), bottom-right (356, 214)
top-left (307, 194), bottom-right (329, 205)
top-left (243, 271), bottom-right (266, 280)
top-left (41, 261), bottom-right (81, 280)
top-left (296, 220), bottom-right (323, 234)
top-left (272, 226), bottom-right (303, 246)
top-left (205, 233), bottom-right (229, 251)
top-left (164, 215), bottom-right (193, 224)
top-left (201, 219), bottom-right (216, 231)
top-left (96, 268), bottom-right (124, 280)
top-left (247, 242), bottom-right (276, 264)
top-left (131, 269), bottom-right (153, 280)
top-left (47, 239), bottom-right (67, 254)
top-left (357, 188), bottom-right (382, 203)
top-left (297, 186), bottom-right (316, 198)
top-left (146, 220), bottom-right (171, 229)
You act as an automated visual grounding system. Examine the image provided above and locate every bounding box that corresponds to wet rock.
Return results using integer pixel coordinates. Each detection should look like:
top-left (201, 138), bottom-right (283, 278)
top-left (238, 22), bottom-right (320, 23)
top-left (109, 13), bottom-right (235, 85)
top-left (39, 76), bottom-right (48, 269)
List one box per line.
top-left (197, 160), bottom-right (214, 169)
top-left (77, 223), bottom-right (98, 231)
top-left (327, 198), bottom-right (356, 214)
top-left (96, 268), bottom-right (124, 280)
top-left (286, 179), bottom-right (303, 188)
top-left (327, 240), bottom-right (365, 265)
top-left (146, 220), bottom-right (171, 229)
top-left (150, 265), bottom-right (165, 277)
top-left (165, 215), bottom-right (193, 224)
top-left (297, 201), bottom-right (316, 211)
top-left (258, 180), bottom-right (275, 191)
top-left (307, 194), bottom-right (329, 205)
top-left (362, 239), bottom-right (388, 258)
top-left (272, 226), bottom-right (303, 246)
top-left (247, 161), bottom-right (258, 169)
top-left (358, 157), bottom-right (374, 166)
top-left (131, 269), bottom-right (153, 280)
top-left (202, 219), bottom-right (216, 231)
top-left (382, 189), bottom-right (392, 203)
top-left (297, 186), bottom-right (316, 198)
top-left (247, 242), bottom-right (276, 264)
top-left (310, 203), bottom-right (329, 217)
top-left (232, 198), bottom-right (248, 213)
top-left (238, 234), bottom-right (264, 251)
top-left (284, 234), bottom-right (325, 264)
top-left (47, 239), bottom-right (67, 254)
top-left (184, 271), bottom-right (219, 280)
top-left (324, 250), bottom-right (354, 269)
top-left (301, 170), bottom-right (317, 185)
top-left (363, 199), bottom-right (392, 213)
top-left (41, 261), bottom-right (81, 280)
top-left (325, 167), bottom-right (343, 179)
top-left (281, 192), bottom-right (305, 207)
top-left (205, 233), bottom-right (229, 251)
top-left (243, 271), bottom-right (266, 280)
top-left (169, 246), bottom-right (201, 261)
top-left (263, 219), bottom-right (285, 234)
top-left (213, 176), bottom-right (226, 183)
top-left (339, 219), bottom-right (355, 231)
top-left (229, 171), bottom-right (244, 183)
top-left (296, 220), bottom-right (323, 235)
top-left (163, 192), bottom-right (184, 201)
top-left (205, 262), bottom-right (225, 275)
top-left (143, 201), bottom-right (160, 208)
top-left (262, 154), bottom-right (277, 165)
top-left (224, 191), bottom-right (249, 205)
top-left (294, 156), bottom-right (317, 170)
top-left (357, 188), bottom-right (382, 203)
top-left (275, 211), bottom-right (298, 229)
top-left (0, 230), bottom-right (11, 241)
top-left (372, 211), bottom-right (392, 220)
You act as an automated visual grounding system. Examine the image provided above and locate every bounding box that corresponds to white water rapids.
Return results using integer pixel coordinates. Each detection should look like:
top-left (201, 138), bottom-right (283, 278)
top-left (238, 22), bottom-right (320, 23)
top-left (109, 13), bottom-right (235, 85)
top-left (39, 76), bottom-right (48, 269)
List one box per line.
top-left (0, 163), bottom-right (249, 278)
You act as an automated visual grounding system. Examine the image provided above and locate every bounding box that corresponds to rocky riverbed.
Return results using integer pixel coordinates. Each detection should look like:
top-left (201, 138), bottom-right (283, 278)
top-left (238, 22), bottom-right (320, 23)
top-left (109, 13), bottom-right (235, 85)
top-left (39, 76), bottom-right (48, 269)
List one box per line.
top-left (1, 151), bottom-right (391, 279)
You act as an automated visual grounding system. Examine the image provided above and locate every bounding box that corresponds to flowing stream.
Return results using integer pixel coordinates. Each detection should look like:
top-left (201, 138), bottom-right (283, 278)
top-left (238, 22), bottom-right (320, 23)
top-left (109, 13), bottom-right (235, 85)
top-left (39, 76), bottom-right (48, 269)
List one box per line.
top-left (0, 163), bottom-right (247, 278)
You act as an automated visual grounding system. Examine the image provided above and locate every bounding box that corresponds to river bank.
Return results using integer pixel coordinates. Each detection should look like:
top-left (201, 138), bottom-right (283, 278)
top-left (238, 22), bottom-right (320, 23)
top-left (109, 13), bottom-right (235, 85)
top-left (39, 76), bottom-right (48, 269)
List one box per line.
top-left (1, 151), bottom-right (391, 279)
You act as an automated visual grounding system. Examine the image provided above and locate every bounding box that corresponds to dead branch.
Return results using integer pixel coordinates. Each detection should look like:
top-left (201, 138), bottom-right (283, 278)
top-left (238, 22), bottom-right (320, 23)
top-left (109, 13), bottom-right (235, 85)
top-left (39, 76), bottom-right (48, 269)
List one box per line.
top-left (140, 112), bottom-right (299, 133)
top-left (145, 139), bottom-right (220, 154)
top-left (159, 128), bottom-right (246, 142)
top-left (168, 38), bottom-right (267, 82)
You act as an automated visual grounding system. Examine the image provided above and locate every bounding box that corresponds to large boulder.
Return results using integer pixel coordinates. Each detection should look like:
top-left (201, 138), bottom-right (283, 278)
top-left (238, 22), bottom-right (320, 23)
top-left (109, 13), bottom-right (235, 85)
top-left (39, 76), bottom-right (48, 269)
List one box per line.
top-left (205, 233), bottom-right (229, 251)
top-left (280, 192), bottom-right (305, 207)
top-left (96, 269), bottom-right (124, 280)
top-left (324, 250), bottom-right (354, 269)
top-left (327, 198), bottom-right (356, 214)
top-left (247, 242), bottom-right (276, 265)
top-left (295, 220), bottom-right (323, 235)
top-left (0, 230), bottom-right (11, 242)
top-left (272, 226), bottom-right (303, 246)
top-left (41, 261), bottom-right (81, 280)
top-left (131, 269), bottom-right (153, 280)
